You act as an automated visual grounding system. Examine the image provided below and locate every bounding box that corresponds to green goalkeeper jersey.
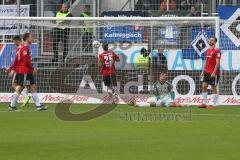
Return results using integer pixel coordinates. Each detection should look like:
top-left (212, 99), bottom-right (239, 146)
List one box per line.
top-left (153, 81), bottom-right (175, 101)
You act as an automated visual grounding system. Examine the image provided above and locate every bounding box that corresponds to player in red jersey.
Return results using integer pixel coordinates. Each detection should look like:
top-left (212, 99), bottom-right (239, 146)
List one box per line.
top-left (199, 37), bottom-right (221, 109)
top-left (98, 43), bottom-right (120, 103)
top-left (8, 33), bottom-right (48, 111)
top-left (5, 35), bottom-right (31, 108)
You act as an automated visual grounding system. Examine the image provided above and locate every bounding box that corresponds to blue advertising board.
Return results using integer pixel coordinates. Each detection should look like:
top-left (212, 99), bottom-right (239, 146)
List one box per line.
top-left (218, 5), bottom-right (240, 50)
top-left (0, 43), bottom-right (38, 68)
top-left (182, 26), bottom-right (215, 59)
top-left (101, 11), bottom-right (145, 43)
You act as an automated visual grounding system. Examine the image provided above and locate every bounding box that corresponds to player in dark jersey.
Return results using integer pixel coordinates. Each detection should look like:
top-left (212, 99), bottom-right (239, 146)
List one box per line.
top-left (8, 33), bottom-right (48, 111)
top-left (199, 37), bottom-right (221, 109)
top-left (98, 43), bottom-right (120, 103)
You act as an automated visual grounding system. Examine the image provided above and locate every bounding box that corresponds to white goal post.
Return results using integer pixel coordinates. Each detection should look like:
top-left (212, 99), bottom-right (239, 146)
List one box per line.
top-left (0, 16), bottom-right (239, 105)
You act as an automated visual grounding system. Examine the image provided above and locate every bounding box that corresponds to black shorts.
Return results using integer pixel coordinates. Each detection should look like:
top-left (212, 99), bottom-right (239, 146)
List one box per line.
top-left (203, 72), bottom-right (220, 86)
top-left (103, 75), bottom-right (117, 86)
top-left (12, 73), bottom-right (35, 86)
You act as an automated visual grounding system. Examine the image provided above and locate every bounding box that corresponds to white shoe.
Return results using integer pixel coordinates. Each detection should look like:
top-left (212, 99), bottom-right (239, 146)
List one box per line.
top-left (36, 105), bottom-right (48, 111)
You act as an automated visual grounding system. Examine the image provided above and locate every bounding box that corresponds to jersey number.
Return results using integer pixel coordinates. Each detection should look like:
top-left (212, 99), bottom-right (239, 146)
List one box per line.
top-left (103, 55), bottom-right (113, 67)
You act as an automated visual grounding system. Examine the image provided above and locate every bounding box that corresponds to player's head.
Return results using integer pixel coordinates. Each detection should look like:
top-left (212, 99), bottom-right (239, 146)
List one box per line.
top-left (102, 43), bottom-right (108, 51)
top-left (158, 46), bottom-right (164, 54)
top-left (85, 5), bottom-right (90, 12)
top-left (209, 37), bottom-right (217, 46)
top-left (22, 33), bottom-right (33, 44)
top-left (12, 35), bottom-right (22, 46)
top-left (140, 47), bottom-right (147, 54)
top-left (140, 47), bottom-right (148, 57)
top-left (190, 5), bottom-right (197, 13)
top-left (159, 71), bottom-right (167, 83)
top-left (61, 3), bottom-right (69, 12)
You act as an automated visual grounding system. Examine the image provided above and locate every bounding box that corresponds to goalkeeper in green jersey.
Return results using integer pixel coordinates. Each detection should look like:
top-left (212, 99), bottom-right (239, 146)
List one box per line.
top-left (130, 72), bottom-right (183, 107)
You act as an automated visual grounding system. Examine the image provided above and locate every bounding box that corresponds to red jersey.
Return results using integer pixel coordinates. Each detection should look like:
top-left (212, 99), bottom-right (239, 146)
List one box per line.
top-left (99, 51), bottom-right (119, 77)
top-left (204, 48), bottom-right (221, 75)
top-left (9, 45), bottom-right (22, 71)
top-left (9, 45), bottom-right (34, 74)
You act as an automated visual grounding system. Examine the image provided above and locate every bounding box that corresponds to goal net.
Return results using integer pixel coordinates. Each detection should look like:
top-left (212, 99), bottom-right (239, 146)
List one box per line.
top-left (0, 17), bottom-right (238, 105)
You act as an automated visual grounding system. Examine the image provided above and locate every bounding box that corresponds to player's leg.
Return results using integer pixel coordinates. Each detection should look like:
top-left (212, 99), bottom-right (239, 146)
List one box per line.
top-left (129, 96), bottom-right (155, 107)
top-left (21, 87), bottom-right (28, 97)
top-left (20, 87), bottom-right (31, 109)
top-left (28, 74), bottom-right (48, 111)
top-left (12, 83), bottom-right (17, 90)
top-left (208, 75), bottom-right (220, 109)
top-left (9, 85), bottom-right (24, 111)
top-left (12, 72), bottom-right (29, 102)
top-left (11, 72), bottom-right (17, 90)
top-left (9, 74), bottom-right (24, 111)
top-left (135, 102), bottom-right (152, 107)
top-left (82, 32), bottom-right (88, 52)
top-left (109, 75), bottom-right (118, 95)
top-left (88, 33), bottom-right (93, 51)
top-left (62, 31), bottom-right (69, 62)
top-left (14, 72), bottom-right (30, 108)
top-left (52, 29), bottom-right (60, 62)
top-left (109, 74), bottom-right (120, 103)
top-left (158, 95), bottom-right (174, 107)
top-left (103, 76), bottom-right (112, 96)
top-left (199, 73), bottom-right (210, 108)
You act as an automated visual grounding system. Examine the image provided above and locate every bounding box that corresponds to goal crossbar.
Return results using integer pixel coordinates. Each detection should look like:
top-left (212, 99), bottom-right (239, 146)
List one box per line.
top-left (0, 16), bottom-right (219, 21)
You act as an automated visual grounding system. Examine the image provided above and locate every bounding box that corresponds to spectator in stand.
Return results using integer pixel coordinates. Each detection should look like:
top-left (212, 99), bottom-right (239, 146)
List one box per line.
top-left (203, 3), bottom-right (208, 13)
top-left (5, 0), bottom-right (16, 4)
top-left (178, 0), bottom-right (190, 11)
top-left (80, 5), bottom-right (93, 52)
top-left (151, 46), bottom-right (168, 81)
top-left (187, 5), bottom-right (201, 17)
top-left (52, 3), bottom-right (72, 63)
top-left (157, 47), bottom-right (167, 66)
top-left (160, 0), bottom-right (176, 11)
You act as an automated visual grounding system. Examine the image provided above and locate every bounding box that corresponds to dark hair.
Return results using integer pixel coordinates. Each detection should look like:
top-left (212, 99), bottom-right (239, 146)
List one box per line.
top-left (85, 5), bottom-right (90, 9)
top-left (22, 33), bottom-right (30, 41)
top-left (191, 5), bottom-right (197, 10)
top-left (62, 3), bottom-right (69, 8)
top-left (160, 71), bottom-right (167, 75)
top-left (210, 36), bottom-right (218, 42)
top-left (140, 47), bottom-right (147, 54)
top-left (12, 35), bottom-right (21, 41)
top-left (102, 43), bottom-right (108, 51)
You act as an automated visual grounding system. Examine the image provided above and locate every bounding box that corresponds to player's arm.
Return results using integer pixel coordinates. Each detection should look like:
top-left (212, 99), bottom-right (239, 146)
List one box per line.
top-left (201, 49), bottom-right (209, 77)
top-left (7, 55), bottom-right (18, 72)
top-left (5, 55), bottom-right (18, 78)
top-left (201, 58), bottom-right (207, 78)
top-left (167, 82), bottom-right (175, 100)
top-left (23, 50), bottom-right (34, 71)
top-left (152, 82), bottom-right (161, 100)
top-left (98, 60), bottom-right (103, 71)
top-left (113, 52), bottom-right (120, 62)
top-left (25, 54), bottom-right (34, 70)
top-left (211, 51), bottom-right (221, 77)
top-left (98, 55), bottom-right (104, 72)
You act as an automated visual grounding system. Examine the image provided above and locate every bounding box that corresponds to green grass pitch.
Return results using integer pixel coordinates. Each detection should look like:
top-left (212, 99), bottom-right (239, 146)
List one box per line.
top-left (0, 103), bottom-right (240, 160)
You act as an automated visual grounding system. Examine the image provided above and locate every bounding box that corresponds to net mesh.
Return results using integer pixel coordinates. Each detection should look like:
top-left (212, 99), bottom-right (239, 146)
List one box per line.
top-left (0, 17), bottom-right (239, 104)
